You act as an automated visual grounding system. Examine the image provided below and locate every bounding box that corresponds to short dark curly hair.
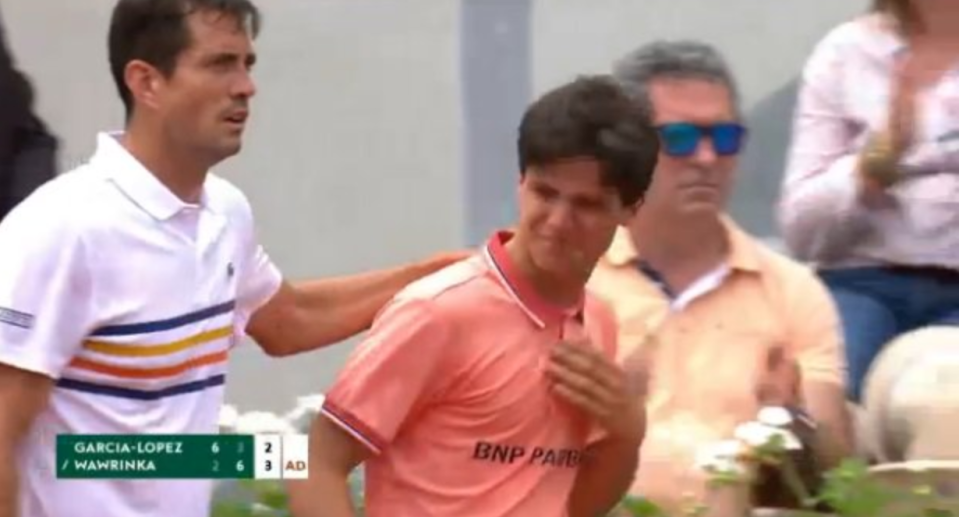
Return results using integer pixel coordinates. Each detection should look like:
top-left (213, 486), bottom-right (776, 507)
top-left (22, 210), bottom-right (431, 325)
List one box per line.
top-left (517, 75), bottom-right (659, 206)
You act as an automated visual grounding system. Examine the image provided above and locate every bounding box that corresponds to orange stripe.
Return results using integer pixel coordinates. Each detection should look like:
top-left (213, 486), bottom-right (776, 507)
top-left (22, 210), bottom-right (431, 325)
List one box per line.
top-left (68, 351), bottom-right (229, 379)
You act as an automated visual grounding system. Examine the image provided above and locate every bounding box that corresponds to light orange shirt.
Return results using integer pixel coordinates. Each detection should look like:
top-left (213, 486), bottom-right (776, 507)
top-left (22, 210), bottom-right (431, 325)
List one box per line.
top-left (588, 218), bottom-right (845, 512)
top-left (322, 231), bottom-right (618, 517)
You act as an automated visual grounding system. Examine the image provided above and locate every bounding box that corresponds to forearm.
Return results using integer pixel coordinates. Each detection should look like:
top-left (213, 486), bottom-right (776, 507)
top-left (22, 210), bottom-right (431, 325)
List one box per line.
top-left (0, 440), bottom-right (19, 517)
top-left (287, 469), bottom-right (356, 517)
top-left (294, 261), bottom-right (433, 341)
top-left (806, 404), bottom-right (854, 469)
top-left (788, 378), bottom-right (852, 469)
top-left (252, 253), bottom-right (461, 356)
top-left (780, 154), bottom-right (876, 262)
top-left (568, 438), bottom-right (639, 517)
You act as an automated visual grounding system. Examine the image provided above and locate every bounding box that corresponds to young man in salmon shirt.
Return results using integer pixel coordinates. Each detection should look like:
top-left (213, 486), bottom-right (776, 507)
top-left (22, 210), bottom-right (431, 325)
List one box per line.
top-left (287, 75), bottom-right (660, 517)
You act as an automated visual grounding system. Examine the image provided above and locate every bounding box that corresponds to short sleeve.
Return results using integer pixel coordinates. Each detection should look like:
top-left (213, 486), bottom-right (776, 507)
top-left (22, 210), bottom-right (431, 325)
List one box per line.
top-left (785, 269), bottom-right (846, 387)
top-left (321, 297), bottom-right (454, 454)
top-left (0, 200), bottom-right (96, 378)
top-left (230, 189), bottom-right (282, 332)
top-left (235, 243), bottom-right (282, 330)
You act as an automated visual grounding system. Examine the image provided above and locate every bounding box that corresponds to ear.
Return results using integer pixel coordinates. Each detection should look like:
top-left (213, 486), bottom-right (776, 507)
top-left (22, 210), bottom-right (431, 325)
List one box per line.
top-left (617, 199), bottom-right (642, 225)
top-left (124, 60), bottom-right (164, 113)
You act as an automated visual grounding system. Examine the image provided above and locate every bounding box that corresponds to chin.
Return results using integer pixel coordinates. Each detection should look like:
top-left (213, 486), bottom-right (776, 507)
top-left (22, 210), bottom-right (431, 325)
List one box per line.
top-left (215, 141), bottom-right (243, 161)
top-left (679, 199), bottom-right (723, 217)
top-left (531, 253), bottom-right (575, 280)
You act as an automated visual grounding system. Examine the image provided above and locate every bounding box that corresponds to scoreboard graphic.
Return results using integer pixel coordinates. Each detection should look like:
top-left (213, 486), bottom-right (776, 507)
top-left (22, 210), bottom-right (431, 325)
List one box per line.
top-left (56, 434), bottom-right (309, 480)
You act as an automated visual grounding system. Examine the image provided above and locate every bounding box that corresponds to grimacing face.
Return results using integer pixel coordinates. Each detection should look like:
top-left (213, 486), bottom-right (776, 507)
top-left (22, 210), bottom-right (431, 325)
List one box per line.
top-left (644, 77), bottom-right (739, 217)
top-left (516, 158), bottom-right (634, 281)
top-left (151, 10), bottom-right (257, 164)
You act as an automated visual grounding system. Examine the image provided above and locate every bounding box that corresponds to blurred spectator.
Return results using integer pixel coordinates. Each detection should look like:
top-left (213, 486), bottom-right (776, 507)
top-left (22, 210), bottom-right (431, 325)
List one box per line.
top-left (589, 40), bottom-right (853, 513)
top-left (0, 6), bottom-right (57, 221)
top-left (779, 0), bottom-right (959, 403)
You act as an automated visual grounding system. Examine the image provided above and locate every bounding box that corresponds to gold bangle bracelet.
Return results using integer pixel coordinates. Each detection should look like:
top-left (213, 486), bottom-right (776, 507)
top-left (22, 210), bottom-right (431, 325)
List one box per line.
top-left (860, 133), bottom-right (900, 187)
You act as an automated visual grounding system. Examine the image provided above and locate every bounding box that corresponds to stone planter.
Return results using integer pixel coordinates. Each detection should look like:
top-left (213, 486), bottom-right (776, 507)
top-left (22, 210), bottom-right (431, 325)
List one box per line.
top-left (862, 326), bottom-right (959, 462)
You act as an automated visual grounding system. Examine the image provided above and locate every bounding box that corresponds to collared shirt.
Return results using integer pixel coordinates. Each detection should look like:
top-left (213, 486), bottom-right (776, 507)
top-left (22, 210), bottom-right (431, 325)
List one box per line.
top-left (780, 13), bottom-right (959, 268)
top-left (322, 231), bottom-right (618, 517)
top-left (0, 132), bottom-right (282, 517)
top-left (587, 218), bottom-right (845, 512)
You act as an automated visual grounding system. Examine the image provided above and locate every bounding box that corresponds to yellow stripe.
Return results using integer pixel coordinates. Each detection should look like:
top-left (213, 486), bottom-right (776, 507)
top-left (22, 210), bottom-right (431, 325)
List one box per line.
top-left (83, 326), bottom-right (233, 357)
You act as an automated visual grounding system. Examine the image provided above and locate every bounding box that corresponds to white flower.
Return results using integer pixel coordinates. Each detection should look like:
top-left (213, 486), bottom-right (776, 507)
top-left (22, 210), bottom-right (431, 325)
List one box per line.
top-left (757, 406), bottom-right (793, 427)
top-left (233, 411), bottom-right (296, 435)
top-left (695, 440), bottom-right (748, 475)
top-left (734, 421), bottom-right (802, 450)
top-left (218, 404), bottom-right (240, 432)
top-left (284, 393), bottom-right (326, 433)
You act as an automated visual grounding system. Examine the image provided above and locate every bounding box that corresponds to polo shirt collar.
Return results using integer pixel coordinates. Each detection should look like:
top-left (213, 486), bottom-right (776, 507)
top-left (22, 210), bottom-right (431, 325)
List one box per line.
top-left (603, 215), bottom-right (761, 273)
top-left (483, 230), bottom-right (584, 328)
top-left (91, 132), bottom-right (216, 221)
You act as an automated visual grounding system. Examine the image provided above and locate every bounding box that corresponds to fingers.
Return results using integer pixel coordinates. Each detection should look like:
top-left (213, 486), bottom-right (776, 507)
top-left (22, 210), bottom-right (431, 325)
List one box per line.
top-left (547, 342), bottom-right (624, 413)
top-left (757, 346), bottom-right (802, 406)
top-left (550, 341), bottom-right (623, 396)
top-left (550, 377), bottom-right (611, 420)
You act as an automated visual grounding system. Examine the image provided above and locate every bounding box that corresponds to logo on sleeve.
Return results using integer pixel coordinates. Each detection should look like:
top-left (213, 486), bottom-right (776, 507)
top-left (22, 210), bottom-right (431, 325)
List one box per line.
top-left (0, 307), bottom-right (34, 329)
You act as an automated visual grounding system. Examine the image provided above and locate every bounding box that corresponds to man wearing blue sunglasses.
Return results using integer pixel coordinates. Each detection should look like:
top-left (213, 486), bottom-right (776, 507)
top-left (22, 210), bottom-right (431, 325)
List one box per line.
top-left (588, 40), bottom-right (853, 513)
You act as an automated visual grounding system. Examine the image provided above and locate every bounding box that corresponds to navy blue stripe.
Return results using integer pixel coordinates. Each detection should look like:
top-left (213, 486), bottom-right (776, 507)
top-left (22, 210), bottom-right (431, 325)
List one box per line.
top-left (91, 301), bottom-right (236, 337)
top-left (485, 246), bottom-right (523, 300)
top-left (637, 260), bottom-right (676, 299)
top-left (56, 374), bottom-right (226, 400)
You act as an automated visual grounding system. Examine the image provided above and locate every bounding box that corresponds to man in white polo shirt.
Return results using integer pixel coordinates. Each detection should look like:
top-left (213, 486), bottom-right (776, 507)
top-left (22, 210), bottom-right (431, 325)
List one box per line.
top-left (0, 1), bottom-right (464, 516)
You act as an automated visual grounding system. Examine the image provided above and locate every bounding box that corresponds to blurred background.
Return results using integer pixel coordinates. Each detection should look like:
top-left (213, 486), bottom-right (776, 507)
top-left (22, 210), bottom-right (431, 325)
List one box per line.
top-left (3, 0), bottom-right (868, 412)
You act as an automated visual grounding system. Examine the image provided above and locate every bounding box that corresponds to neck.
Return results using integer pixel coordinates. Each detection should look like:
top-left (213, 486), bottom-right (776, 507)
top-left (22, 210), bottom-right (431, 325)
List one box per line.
top-left (122, 121), bottom-right (208, 204)
top-left (912, 2), bottom-right (959, 40)
top-left (630, 210), bottom-right (727, 272)
top-left (504, 232), bottom-right (584, 308)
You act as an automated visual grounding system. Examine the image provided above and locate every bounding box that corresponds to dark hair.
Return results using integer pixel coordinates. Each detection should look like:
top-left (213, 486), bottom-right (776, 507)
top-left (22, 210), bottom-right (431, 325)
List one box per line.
top-left (517, 75), bottom-right (658, 206)
top-left (108, 0), bottom-right (261, 118)
top-left (872, 0), bottom-right (920, 34)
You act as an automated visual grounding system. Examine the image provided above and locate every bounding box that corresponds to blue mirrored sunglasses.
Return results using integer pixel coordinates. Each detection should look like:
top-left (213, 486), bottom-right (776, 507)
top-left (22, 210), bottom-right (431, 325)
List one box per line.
top-left (656, 122), bottom-right (747, 157)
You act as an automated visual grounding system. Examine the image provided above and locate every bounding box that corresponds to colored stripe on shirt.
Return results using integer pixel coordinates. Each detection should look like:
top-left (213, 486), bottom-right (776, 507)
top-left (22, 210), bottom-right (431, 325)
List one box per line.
top-left (90, 300), bottom-right (236, 337)
top-left (69, 350), bottom-right (229, 379)
top-left (56, 374), bottom-right (226, 400)
top-left (83, 325), bottom-right (233, 358)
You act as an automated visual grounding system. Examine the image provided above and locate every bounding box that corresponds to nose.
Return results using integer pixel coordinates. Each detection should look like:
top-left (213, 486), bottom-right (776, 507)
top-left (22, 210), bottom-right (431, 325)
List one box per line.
top-left (690, 137), bottom-right (718, 166)
top-left (542, 202), bottom-right (575, 233)
top-left (234, 70), bottom-right (257, 99)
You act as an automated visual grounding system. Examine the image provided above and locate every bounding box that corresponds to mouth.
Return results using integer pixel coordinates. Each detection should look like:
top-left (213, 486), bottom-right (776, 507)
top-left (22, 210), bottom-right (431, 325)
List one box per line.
top-left (682, 183), bottom-right (718, 191)
top-left (223, 110), bottom-right (248, 128)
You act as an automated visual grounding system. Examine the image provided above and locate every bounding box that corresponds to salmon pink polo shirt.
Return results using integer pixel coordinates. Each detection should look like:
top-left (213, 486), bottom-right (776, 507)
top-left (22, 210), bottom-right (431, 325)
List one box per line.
top-left (321, 231), bottom-right (619, 517)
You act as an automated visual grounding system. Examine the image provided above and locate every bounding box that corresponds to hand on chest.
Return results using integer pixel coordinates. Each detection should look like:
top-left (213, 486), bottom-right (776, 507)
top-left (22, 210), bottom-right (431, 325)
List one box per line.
top-left (437, 328), bottom-right (595, 448)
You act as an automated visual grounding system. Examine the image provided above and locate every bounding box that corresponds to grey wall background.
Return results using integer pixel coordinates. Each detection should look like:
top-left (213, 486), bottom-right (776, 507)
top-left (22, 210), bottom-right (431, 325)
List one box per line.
top-left (3, 0), bottom-right (866, 412)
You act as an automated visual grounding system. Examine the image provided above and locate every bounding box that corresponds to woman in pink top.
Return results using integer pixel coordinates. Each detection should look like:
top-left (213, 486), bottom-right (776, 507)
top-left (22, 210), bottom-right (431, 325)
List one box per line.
top-left (779, 0), bottom-right (959, 402)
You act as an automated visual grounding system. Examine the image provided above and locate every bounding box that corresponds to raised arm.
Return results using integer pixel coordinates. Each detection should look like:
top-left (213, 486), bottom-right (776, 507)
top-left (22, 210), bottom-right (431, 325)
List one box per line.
top-left (778, 27), bottom-right (876, 262)
top-left (246, 251), bottom-right (465, 357)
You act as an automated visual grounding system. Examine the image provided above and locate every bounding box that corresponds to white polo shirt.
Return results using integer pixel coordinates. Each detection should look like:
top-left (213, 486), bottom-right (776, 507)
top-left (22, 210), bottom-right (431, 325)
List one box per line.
top-left (0, 132), bottom-right (283, 517)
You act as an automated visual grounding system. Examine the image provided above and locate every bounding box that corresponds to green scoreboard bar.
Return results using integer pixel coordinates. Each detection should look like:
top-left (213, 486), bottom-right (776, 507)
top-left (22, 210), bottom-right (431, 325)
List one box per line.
top-left (56, 434), bottom-right (310, 480)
